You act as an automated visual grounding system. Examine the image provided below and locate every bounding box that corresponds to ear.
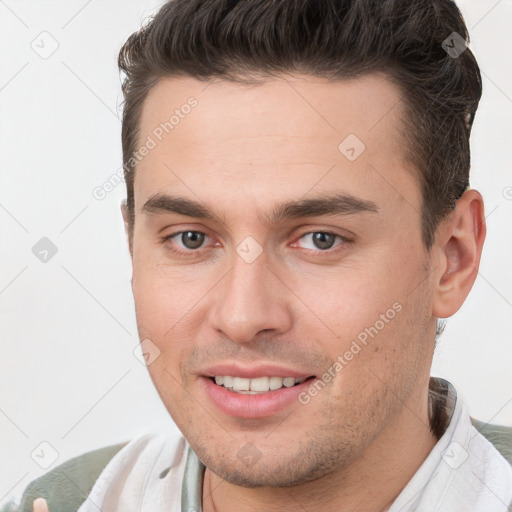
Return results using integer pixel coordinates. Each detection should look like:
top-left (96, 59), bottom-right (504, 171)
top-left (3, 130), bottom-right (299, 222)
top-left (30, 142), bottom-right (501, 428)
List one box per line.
top-left (121, 200), bottom-right (133, 258)
top-left (432, 189), bottom-right (486, 318)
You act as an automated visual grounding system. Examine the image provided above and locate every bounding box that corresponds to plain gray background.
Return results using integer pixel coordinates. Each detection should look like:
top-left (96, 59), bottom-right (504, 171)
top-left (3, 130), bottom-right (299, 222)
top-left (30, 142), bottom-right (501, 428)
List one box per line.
top-left (0, 0), bottom-right (511, 505)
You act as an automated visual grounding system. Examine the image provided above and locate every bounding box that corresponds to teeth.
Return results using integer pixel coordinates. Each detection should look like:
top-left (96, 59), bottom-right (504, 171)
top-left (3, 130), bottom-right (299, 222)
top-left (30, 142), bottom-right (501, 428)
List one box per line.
top-left (283, 377), bottom-right (295, 388)
top-left (213, 375), bottom-right (307, 393)
top-left (250, 377), bottom-right (269, 391)
top-left (269, 376), bottom-right (283, 390)
top-left (232, 377), bottom-right (250, 391)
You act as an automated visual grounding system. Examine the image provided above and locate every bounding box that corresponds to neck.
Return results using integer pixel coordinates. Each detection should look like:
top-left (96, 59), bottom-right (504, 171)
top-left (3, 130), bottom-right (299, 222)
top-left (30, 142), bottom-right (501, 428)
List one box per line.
top-left (202, 381), bottom-right (438, 512)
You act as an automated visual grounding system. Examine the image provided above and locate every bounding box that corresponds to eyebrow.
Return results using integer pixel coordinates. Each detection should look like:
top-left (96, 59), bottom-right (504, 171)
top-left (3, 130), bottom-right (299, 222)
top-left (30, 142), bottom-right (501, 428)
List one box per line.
top-left (268, 192), bottom-right (378, 223)
top-left (142, 191), bottom-right (378, 225)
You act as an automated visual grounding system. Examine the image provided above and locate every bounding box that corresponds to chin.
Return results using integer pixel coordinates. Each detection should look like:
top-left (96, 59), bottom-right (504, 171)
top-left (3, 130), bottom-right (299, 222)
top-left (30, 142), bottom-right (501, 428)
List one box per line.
top-left (208, 462), bottom-right (329, 488)
top-left (194, 437), bottom-right (352, 488)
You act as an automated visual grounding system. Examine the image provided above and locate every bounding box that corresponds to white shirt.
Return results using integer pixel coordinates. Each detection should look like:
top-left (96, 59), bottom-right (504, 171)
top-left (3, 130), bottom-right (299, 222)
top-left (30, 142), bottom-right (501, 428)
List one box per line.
top-left (77, 381), bottom-right (512, 512)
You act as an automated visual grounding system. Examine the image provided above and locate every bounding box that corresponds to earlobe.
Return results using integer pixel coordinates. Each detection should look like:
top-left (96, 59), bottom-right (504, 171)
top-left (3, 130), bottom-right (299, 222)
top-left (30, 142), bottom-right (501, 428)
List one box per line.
top-left (432, 189), bottom-right (486, 318)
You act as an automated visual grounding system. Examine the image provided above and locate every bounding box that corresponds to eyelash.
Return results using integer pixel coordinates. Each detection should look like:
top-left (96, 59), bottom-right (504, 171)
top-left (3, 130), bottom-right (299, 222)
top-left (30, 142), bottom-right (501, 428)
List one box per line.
top-left (161, 230), bottom-right (349, 258)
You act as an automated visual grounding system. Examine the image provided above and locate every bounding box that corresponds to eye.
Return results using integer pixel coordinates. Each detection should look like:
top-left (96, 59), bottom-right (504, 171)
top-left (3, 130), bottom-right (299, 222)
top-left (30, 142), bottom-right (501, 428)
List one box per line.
top-left (294, 232), bottom-right (346, 251)
top-left (164, 231), bottom-right (210, 252)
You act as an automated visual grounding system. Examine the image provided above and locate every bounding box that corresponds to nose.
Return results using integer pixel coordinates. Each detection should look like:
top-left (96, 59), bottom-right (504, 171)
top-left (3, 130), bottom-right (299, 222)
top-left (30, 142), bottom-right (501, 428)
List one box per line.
top-left (208, 248), bottom-right (293, 343)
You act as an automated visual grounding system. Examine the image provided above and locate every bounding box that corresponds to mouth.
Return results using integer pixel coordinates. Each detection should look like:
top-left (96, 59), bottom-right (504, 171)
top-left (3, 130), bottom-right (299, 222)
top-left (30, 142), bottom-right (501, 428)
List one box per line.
top-left (202, 372), bottom-right (317, 418)
top-left (211, 375), bottom-right (309, 394)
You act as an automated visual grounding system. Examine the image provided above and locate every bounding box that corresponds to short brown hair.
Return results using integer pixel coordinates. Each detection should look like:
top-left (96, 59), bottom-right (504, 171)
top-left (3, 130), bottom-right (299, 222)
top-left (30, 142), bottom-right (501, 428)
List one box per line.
top-left (118, 0), bottom-right (482, 247)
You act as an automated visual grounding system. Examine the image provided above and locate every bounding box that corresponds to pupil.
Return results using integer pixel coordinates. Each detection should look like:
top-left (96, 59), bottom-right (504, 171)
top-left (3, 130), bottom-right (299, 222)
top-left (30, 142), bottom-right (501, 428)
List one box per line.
top-left (313, 232), bottom-right (334, 250)
top-left (182, 231), bottom-right (205, 249)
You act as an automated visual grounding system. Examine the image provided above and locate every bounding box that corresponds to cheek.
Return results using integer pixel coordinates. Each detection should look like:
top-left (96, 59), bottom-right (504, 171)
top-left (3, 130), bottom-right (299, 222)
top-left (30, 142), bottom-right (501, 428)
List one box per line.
top-left (290, 266), bottom-right (399, 338)
top-left (131, 249), bottom-right (203, 334)
top-left (132, 268), bottom-right (169, 336)
top-left (131, 256), bottom-right (217, 380)
top-left (289, 246), bottom-right (428, 367)
top-left (132, 265), bottom-right (197, 409)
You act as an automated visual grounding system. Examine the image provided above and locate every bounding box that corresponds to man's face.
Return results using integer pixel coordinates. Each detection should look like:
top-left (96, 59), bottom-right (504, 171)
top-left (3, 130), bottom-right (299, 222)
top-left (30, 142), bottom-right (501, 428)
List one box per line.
top-left (129, 74), bottom-right (437, 486)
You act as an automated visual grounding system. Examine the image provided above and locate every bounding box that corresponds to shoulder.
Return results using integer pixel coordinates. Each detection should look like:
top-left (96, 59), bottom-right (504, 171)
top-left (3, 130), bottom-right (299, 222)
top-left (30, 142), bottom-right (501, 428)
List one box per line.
top-left (13, 430), bottom-right (187, 512)
top-left (472, 417), bottom-right (512, 466)
top-left (15, 441), bottom-right (129, 512)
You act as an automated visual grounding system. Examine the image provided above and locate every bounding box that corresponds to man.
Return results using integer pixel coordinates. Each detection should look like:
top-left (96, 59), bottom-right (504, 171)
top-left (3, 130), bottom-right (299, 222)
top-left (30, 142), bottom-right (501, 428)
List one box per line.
top-left (13, 0), bottom-right (512, 511)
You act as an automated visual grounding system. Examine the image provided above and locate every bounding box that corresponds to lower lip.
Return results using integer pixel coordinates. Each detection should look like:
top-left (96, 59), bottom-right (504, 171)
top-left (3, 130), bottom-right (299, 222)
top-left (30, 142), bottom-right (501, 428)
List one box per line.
top-left (201, 377), bottom-right (315, 418)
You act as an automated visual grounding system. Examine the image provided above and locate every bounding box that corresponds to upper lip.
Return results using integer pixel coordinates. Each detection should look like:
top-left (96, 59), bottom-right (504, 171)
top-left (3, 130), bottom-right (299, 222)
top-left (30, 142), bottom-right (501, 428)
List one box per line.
top-left (201, 363), bottom-right (314, 379)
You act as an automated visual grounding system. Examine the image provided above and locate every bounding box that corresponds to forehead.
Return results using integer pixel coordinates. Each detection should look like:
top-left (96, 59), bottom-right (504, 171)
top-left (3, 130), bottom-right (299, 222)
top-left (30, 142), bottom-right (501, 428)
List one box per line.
top-left (134, 73), bottom-right (419, 222)
top-left (139, 72), bottom-right (405, 150)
